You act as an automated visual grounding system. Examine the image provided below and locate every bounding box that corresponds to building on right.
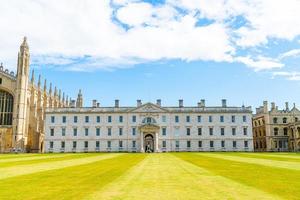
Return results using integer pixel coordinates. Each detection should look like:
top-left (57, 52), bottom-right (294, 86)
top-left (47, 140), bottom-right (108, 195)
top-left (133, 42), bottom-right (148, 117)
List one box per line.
top-left (253, 101), bottom-right (300, 152)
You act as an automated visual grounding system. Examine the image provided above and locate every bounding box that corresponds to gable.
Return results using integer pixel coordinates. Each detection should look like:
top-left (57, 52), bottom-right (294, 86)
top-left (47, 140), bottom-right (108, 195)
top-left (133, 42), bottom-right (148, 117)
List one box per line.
top-left (130, 103), bottom-right (168, 113)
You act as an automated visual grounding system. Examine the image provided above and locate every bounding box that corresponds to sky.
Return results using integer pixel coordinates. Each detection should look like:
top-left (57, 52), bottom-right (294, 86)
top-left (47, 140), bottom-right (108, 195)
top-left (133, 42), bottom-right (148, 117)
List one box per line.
top-left (1, 0), bottom-right (300, 109)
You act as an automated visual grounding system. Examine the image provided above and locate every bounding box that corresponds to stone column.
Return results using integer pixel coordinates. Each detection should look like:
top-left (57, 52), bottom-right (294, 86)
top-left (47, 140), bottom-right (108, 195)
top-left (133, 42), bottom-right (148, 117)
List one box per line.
top-left (140, 132), bottom-right (144, 152)
top-left (155, 132), bottom-right (159, 152)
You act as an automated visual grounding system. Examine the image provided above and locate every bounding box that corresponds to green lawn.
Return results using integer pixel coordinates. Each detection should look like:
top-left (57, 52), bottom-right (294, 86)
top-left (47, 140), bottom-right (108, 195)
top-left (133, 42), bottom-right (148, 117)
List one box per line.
top-left (0, 153), bottom-right (299, 200)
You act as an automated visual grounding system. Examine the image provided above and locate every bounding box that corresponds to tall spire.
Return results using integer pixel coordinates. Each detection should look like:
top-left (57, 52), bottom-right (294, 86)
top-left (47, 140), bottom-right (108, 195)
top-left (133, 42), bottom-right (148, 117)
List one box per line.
top-left (62, 92), bottom-right (65, 102)
top-left (20, 36), bottom-right (29, 52)
top-left (54, 86), bottom-right (57, 97)
top-left (44, 79), bottom-right (47, 92)
top-left (49, 82), bottom-right (52, 95)
top-left (76, 89), bottom-right (83, 107)
top-left (31, 69), bottom-right (35, 84)
top-left (58, 89), bottom-right (61, 100)
top-left (38, 74), bottom-right (41, 88)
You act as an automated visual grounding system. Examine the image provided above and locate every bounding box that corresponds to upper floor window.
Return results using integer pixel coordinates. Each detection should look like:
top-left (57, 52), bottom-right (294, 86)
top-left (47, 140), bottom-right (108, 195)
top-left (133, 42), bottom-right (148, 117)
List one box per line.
top-left (96, 128), bottom-right (100, 136)
top-left (74, 116), bottom-right (78, 123)
top-left (283, 117), bottom-right (287, 123)
top-left (220, 116), bottom-right (224, 123)
top-left (132, 127), bottom-right (136, 136)
top-left (186, 116), bottom-right (190, 123)
top-left (132, 115), bottom-right (136, 123)
top-left (162, 127), bottom-right (167, 136)
top-left (62, 116), bottom-right (66, 123)
top-left (232, 128), bottom-right (236, 135)
top-left (108, 127), bottom-right (112, 136)
top-left (85, 128), bottom-right (89, 136)
top-left (209, 116), bottom-right (213, 123)
top-left (96, 116), bottom-right (101, 123)
top-left (119, 116), bottom-right (123, 123)
top-left (243, 115), bottom-right (247, 122)
top-left (283, 127), bottom-right (288, 136)
top-left (175, 116), bottom-right (179, 123)
top-left (273, 117), bottom-right (278, 124)
top-left (119, 127), bottom-right (123, 136)
top-left (209, 127), bottom-right (213, 135)
top-left (85, 116), bottom-right (89, 123)
top-left (231, 115), bottom-right (235, 123)
top-left (221, 127), bottom-right (225, 136)
top-left (162, 115), bottom-right (167, 123)
top-left (198, 127), bottom-right (202, 135)
top-left (197, 116), bottom-right (201, 123)
top-left (51, 116), bottom-right (55, 123)
top-left (108, 116), bottom-right (112, 123)
top-left (62, 128), bottom-right (66, 136)
top-left (50, 128), bottom-right (54, 136)
top-left (243, 127), bottom-right (248, 135)
top-left (73, 128), bottom-right (77, 136)
top-left (274, 127), bottom-right (279, 135)
top-left (186, 128), bottom-right (191, 136)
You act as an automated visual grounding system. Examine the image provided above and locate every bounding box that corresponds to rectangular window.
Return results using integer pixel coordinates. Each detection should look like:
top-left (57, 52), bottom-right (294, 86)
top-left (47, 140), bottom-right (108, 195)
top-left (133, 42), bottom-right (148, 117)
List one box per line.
top-left (85, 116), bottom-right (89, 123)
top-left (132, 127), bottom-right (136, 136)
top-left (96, 141), bottom-right (100, 148)
top-left (62, 128), bottom-right (66, 136)
top-left (187, 141), bottom-right (191, 148)
top-left (51, 116), bottom-right (55, 123)
top-left (221, 140), bottom-right (225, 148)
top-left (244, 141), bottom-right (248, 148)
top-left (132, 115), bottom-right (136, 123)
top-left (50, 141), bottom-right (54, 148)
top-left (96, 128), bottom-right (100, 136)
top-left (85, 128), bottom-right (89, 136)
top-left (210, 141), bottom-right (214, 148)
top-left (162, 140), bottom-right (166, 148)
top-left (62, 116), bottom-right (66, 123)
top-left (209, 127), bottom-right (213, 136)
top-left (231, 115), bottom-right (235, 123)
top-left (186, 116), bottom-right (190, 123)
top-left (243, 127), bottom-right (248, 135)
top-left (175, 116), bottom-right (179, 123)
top-left (198, 141), bottom-right (202, 148)
top-left (119, 127), bottom-right (123, 136)
top-left (107, 141), bottom-right (111, 148)
top-left (119, 140), bottom-right (123, 148)
top-left (162, 115), bottom-right (167, 123)
top-left (198, 127), bottom-right (202, 135)
top-left (162, 127), bottom-right (167, 136)
top-left (61, 141), bottom-right (65, 148)
top-left (186, 128), bottom-right (190, 136)
top-left (73, 128), bottom-right (77, 136)
top-left (96, 116), bottom-right (101, 123)
top-left (132, 141), bottom-right (136, 148)
top-left (232, 128), bottom-right (236, 135)
top-left (50, 128), bottom-right (54, 136)
top-left (108, 116), bottom-right (112, 123)
top-left (74, 116), bottom-right (78, 123)
top-left (220, 116), bottom-right (224, 122)
top-left (243, 115), bottom-right (247, 122)
top-left (175, 141), bottom-right (180, 148)
top-left (119, 116), bottom-right (123, 123)
top-left (84, 141), bottom-right (88, 148)
top-left (221, 127), bottom-right (225, 136)
top-left (233, 141), bottom-right (237, 148)
top-left (209, 116), bottom-right (213, 122)
top-left (73, 141), bottom-right (77, 148)
top-left (108, 127), bottom-right (112, 136)
top-left (174, 127), bottom-right (180, 136)
top-left (197, 116), bottom-right (201, 123)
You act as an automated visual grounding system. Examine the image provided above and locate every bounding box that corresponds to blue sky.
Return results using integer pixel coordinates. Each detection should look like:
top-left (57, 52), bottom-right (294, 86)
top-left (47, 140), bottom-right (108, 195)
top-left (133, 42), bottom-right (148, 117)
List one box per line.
top-left (1, 0), bottom-right (300, 109)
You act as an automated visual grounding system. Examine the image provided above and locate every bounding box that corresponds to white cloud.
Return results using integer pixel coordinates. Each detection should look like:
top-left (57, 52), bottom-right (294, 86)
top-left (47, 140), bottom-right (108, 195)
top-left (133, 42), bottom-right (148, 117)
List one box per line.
top-left (272, 71), bottom-right (300, 81)
top-left (279, 49), bottom-right (300, 60)
top-left (0, 0), bottom-right (299, 74)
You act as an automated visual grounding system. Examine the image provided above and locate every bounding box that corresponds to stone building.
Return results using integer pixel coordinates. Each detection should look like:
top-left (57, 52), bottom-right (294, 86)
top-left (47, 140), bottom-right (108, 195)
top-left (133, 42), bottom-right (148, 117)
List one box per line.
top-left (252, 101), bottom-right (300, 152)
top-left (0, 38), bottom-right (70, 152)
top-left (44, 99), bottom-right (253, 153)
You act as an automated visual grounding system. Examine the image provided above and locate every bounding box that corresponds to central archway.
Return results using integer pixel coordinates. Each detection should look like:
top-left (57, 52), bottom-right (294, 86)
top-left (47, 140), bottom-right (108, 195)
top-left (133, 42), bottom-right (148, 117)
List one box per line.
top-left (144, 134), bottom-right (154, 153)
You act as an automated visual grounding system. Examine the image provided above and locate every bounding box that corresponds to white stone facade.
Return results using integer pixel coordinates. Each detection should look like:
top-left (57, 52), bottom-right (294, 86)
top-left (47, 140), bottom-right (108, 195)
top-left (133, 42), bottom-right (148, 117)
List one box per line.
top-left (44, 100), bottom-right (253, 153)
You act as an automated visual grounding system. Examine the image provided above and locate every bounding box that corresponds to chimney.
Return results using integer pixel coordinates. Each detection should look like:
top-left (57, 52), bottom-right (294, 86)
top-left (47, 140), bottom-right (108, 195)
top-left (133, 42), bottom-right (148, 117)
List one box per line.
top-left (115, 99), bottom-right (119, 108)
top-left (137, 99), bottom-right (142, 107)
top-left (92, 100), bottom-right (97, 108)
top-left (271, 102), bottom-right (275, 110)
top-left (263, 101), bottom-right (268, 113)
top-left (201, 99), bottom-right (205, 107)
top-left (96, 103), bottom-right (100, 107)
top-left (156, 99), bottom-right (161, 107)
top-left (70, 100), bottom-right (76, 108)
top-left (285, 102), bottom-right (289, 111)
top-left (179, 99), bottom-right (183, 108)
top-left (222, 99), bottom-right (227, 107)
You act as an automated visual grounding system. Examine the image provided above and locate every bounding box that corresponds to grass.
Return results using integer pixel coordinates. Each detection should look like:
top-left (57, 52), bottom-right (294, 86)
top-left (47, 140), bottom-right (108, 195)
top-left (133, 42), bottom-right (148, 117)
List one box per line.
top-left (0, 153), bottom-right (299, 200)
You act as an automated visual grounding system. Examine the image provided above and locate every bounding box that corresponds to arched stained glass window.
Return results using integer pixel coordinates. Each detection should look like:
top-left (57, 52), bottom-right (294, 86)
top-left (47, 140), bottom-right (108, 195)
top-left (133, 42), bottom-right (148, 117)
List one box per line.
top-left (0, 90), bottom-right (13, 125)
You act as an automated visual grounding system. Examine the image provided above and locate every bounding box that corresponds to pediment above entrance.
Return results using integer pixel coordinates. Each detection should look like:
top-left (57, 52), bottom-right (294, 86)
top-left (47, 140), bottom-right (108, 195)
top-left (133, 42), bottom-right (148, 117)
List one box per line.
top-left (130, 103), bottom-right (168, 113)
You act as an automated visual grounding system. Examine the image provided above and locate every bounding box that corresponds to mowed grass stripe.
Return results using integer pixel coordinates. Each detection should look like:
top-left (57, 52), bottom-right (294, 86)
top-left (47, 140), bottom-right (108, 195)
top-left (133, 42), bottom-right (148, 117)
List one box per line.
top-left (199, 153), bottom-right (300, 170)
top-left (0, 153), bottom-right (122, 180)
top-left (0, 154), bottom-right (145, 200)
top-left (0, 154), bottom-right (49, 160)
top-left (175, 153), bottom-right (300, 200)
top-left (232, 153), bottom-right (300, 162)
top-left (88, 154), bottom-right (281, 200)
top-left (0, 153), bottom-right (102, 168)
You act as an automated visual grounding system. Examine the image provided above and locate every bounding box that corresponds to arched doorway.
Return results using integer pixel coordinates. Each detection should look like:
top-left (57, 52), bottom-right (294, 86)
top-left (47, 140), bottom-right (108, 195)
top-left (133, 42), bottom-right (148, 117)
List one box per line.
top-left (144, 134), bottom-right (154, 153)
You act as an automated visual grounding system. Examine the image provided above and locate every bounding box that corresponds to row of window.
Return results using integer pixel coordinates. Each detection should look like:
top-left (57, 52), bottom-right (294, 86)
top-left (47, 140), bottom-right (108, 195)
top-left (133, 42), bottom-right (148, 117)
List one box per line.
top-left (49, 127), bottom-right (249, 137)
top-left (50, 115), bottom-right (248, 124)
top-left (49, 140), bottom-right (250, 149)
